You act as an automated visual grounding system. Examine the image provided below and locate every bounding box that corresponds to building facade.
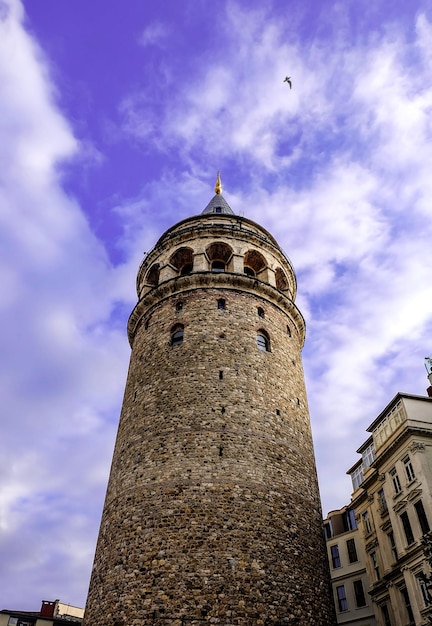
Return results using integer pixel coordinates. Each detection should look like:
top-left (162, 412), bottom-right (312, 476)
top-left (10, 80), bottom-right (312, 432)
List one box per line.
top-left (0, 600), bottom-right (83, 626)
top-left (83, 177), bottom-right (336, 625)
top-left (324, 506), bottom-right (377, 625)
top-left (347, 392), bottom-right (432, 626)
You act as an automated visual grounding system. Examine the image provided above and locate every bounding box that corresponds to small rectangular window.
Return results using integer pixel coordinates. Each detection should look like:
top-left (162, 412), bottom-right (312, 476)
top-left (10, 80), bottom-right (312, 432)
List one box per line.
top-left (400, 511), bottom-right (415, 545)
top-left (336, 585), bottom-right (348, 612)
top-left (371, 551), bottom-right (380, 580)
top-left (330, 545), bottom-right (341, 568)
top-left (378, 488), bottom-right (388, 514)
top-left (388, 530), bottom-right (398, 561)
top-left (346, 538), bottom-right (358, 563)
top-left (353, 579), bottom-right (366, 607)
top-left (362, 510), bottom-right (372, 534)
top-left (403, 455), bottom-right (415, 482)
top-left (390, 468), bottom-right (402, 494)
top-left (414, 500), bottom-right (430, 534)
top-left (381, 604), bottom-right (392, 626)
top-left (401, 587), bottom-right (414, 623)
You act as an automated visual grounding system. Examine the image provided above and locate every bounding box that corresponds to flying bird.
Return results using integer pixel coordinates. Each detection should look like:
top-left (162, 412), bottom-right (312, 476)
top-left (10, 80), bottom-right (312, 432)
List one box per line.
top-left (283, 76), bottom-right (292, 88)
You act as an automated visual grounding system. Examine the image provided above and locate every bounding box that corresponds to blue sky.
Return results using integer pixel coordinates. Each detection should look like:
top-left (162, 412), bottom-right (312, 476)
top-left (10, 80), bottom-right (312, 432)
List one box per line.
top-left (1, 0), bottom-right (432, 611)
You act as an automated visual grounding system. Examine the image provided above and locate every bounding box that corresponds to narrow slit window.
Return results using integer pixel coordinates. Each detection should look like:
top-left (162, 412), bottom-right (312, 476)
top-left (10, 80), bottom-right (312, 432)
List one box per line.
top-left (171, 324), bottom-right (184, 346)
top-left (257, 330), bottom-right (270, 352)
top-left (217, 298), bottom-right (226, 310)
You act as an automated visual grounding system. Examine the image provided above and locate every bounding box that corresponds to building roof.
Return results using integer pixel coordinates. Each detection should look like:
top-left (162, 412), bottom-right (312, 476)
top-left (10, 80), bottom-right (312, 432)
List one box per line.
top-left (201, 193), bottom-right (234, 215)
top-left (201, 172), bottom-right (234, 215)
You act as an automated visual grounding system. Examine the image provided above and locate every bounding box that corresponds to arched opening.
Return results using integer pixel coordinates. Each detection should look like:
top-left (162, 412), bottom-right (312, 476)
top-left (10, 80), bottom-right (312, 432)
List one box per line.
top-left (256, 329), bottom-right (270, 352)
top-left (275, 267), bottom-right (289, 291)
top-left (206, 242), bottom-right (233, 273)
top-left (171, 324), bottom-right (184, 346)
top-left (146, 264), bottom-right (160, 287)
top-left (169, 247), bottom-right (194, 275)
top-left (244, 250), bottom-right (266, 278)
top-left (212, 260), bottom-right (225, 273)
top-left (257, 307), bottom-right (265, 318)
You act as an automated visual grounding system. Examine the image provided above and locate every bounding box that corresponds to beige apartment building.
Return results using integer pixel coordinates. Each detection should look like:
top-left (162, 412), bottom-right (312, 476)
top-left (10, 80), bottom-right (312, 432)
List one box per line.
top-left (346, 392), bottom-right (432, 626)
top-left (324, 505), bottom-right (377, 625)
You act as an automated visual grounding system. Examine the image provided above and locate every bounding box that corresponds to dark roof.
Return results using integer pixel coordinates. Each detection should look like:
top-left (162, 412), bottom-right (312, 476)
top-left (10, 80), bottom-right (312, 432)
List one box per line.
top-left (201, 193), bottom-right (234, 215)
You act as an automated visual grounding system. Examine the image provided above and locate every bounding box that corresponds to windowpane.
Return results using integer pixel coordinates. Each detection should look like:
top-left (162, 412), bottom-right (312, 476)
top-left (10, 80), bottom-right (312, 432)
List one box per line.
top-left (353, 580), bottom-right (366, 607)
top-left (211, 260), bottom-right (225, 273)
top-left (256, 331), bottom-right (270, 352)
top-left (171, 325), bottom-right (184, 346)
top-left (400, 511), bottom-right (414, 545)
top-left (347, 538), bottom-right (358, 563)
top-left (390, 468), bottom-right (402, 494)
top-left (330, 545), bottom-right (341, 568)
top-left (336, 585), bottom-right (348, 612)
top-left (415, 500), bottom-right (430, 534)
top-left (381, 604), bottom-right (392, 626)
top-left (403, 456), bottom-right (415, 482)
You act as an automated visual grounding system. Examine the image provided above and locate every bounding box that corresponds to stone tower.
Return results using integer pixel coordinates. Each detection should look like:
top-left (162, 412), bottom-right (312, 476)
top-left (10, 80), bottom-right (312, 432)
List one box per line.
top-left (83, 175), bottom-right (336, 626)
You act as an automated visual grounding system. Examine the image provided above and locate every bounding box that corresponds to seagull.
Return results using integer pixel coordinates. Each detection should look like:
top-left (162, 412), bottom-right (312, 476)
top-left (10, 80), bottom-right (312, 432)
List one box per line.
top-left (283, 76), bottom-right (292, 88)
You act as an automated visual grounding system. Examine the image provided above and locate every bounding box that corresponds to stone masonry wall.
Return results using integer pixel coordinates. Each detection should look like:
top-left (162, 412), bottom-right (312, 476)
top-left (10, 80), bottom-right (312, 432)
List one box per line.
top-left (83, 214), bottom-right (336, 626)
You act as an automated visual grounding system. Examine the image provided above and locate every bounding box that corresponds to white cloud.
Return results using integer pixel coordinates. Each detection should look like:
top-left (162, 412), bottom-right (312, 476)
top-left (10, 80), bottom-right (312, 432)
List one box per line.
top-left (0, 0), bottom-right (131, 608)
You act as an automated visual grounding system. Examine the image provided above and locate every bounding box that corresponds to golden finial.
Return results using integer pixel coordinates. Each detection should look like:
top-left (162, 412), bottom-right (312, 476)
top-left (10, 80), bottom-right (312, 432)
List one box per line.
top-left (215, 171), bottom-right (222, 195)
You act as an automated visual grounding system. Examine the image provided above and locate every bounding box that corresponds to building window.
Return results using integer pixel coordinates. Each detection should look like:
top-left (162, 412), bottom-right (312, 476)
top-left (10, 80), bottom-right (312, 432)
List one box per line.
top-left (175, 301), bottom-right (183, 312)
top-left (381, 604), bottom-right (392, 626)
top-left (211, 260), bottom-right (225, 273)
top-left (414, 500), bottom-right (430, 534)
top-left (256, 330), bottom-right (270, 352)
top-left (336, 585), bottom-right (348, 612)
top-left (169, 247), bottom-right (194, 275)
top-left (388, 531), bottom-right (398, 561)
top-left (403, 455), bottom-right (416, 483)
top-left (362, 442), bottom-right (375, 469)
top-left (400, 511), bottom-right (415, 545)
top-left (343, 508), bottom-right (357, 531)
top-left (353, 580), bottom-right (366, 607)
top-left (418, 574), bottom-right (431, 606)
top-left (362, 510), bottom-right (373, 535)
top-left (378, 488), bottom-right (388, 514)
top-left (401, 587), bottom-right (414, 623)
top-left (346, 538), bottom-right (358, 563)
top-left (371, 551), bottom-right (380, 580)
top-left (351, 464), bottom-right (365, 491)
top-left (171, 324), bottom-right (184, 346)
top-left (257, 307), bottom-right (265, 318)
top-left (324, 520), bottom-right (333, 539)
top-left (390, 467), bottom-right (402, 495)
top-left (146, 263), bottom-right (160, 287)
top-left (217, 299), bottom-right (226, 310)
top-left (330, 545), bottom-right (341, 568)
top-left (244, 266), bottom-right (255, 276)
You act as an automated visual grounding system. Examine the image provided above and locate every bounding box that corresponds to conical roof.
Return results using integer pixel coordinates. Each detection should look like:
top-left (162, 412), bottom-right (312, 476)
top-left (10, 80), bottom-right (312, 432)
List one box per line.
top-left (201, 172), bottom-right (234, 215)
top-left (201, 193), bottom-right (234, 215)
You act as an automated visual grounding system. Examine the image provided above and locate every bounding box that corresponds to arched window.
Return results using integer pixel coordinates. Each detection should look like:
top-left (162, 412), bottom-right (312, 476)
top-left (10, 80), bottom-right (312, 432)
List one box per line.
top-left (257, 307), bottom-right (265, 318)
top-left (146, 264), bottom-right (160, 287)
top-left (175, 301), bottom-right (183, 312)
top-left (244, 250), bottom-right (266, 278)
top-left (169, 247), bottom-right (194, 275)
top-left (256, 329), bottom-right (270, 352)
top-left (212, 260), bottom-right (225, 273)
top-left (217, 299), bottom-right (226, 310)
top-left (206, 242), bottom-right (233, 273)
top-left (171, 324), bottom-right (184, 346)
top-left (275, 267), bottom-right (289, 291)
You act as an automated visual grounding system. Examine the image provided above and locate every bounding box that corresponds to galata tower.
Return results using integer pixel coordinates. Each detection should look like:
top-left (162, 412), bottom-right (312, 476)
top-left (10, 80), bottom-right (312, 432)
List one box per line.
top-left (83, 174), bottom-right (336, 626)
